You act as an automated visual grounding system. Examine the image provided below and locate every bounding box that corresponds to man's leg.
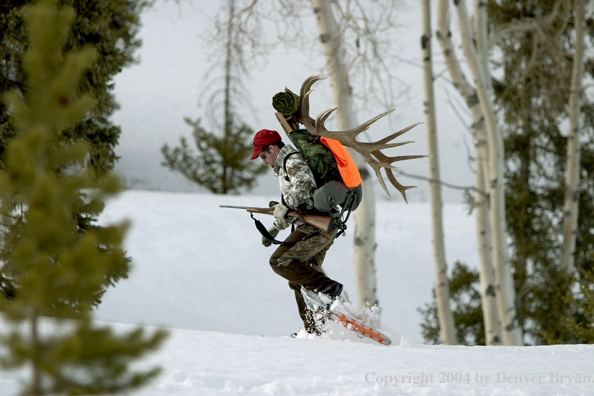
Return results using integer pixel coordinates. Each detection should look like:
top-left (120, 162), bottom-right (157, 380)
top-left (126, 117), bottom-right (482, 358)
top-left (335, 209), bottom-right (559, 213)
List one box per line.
top-left (270, 225), bottom-right (341, 333)
top-left (269, 226), bottom-right (337, 290)
top-left (289, 281), bottom-right (320, 334)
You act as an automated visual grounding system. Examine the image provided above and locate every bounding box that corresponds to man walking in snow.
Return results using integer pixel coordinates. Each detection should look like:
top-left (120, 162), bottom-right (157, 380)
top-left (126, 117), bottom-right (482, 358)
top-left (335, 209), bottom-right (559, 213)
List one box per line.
top-left (250, 129), bottom-right (343, 335)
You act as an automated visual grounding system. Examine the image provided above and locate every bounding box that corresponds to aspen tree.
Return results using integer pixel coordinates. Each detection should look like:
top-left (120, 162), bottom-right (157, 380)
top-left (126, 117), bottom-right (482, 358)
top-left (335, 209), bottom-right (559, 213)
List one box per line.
top-left (435, 0), bottom-right (502, 345)
top-left (420, 0), bottom-right (457, 345)
top-left (452, 0), bottom-right (522, 346)
top-left (310, 0), bottom-right (380, 323)
top-left (561, 0), bottom-right (586, 275)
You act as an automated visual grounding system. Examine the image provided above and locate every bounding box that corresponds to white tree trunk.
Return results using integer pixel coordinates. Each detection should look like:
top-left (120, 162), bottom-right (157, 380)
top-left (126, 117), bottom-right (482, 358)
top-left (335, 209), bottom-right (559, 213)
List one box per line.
top-left (420, 0), bottom-right (457, 345)
top-left (474, 0), bottom-right (492, 92)
top-left (436, 0), bottom-right (502, 346)
top-left (455, 0), bottom-right (522, 346)
top-left (474, 164), bottom-right (503, 345)
top-left (310, 0), bottom-right (379, 321)
top-left (561, 0), bottom-right (585, 275)
top-left (472, 0), bottom-right (503, 346)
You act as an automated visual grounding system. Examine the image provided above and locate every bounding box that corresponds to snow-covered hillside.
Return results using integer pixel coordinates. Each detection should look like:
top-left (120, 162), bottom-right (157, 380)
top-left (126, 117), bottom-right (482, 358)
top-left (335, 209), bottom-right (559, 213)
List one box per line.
top-left (126, 327), bottom-right (594, 396)
top-left (2, 190), bottom-right (592, 395)
top-left (94, 190), bottom-right (478, 342)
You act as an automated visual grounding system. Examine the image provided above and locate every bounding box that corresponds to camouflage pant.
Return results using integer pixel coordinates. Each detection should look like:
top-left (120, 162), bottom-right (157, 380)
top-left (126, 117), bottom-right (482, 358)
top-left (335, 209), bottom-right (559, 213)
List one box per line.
top-left (269, 224), bottom-right (338, 333)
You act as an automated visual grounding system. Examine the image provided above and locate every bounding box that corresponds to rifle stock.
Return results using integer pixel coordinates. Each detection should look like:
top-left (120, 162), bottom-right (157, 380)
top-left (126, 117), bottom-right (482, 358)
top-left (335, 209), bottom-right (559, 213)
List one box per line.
top-left (221, 205), bottom-right (331, 232)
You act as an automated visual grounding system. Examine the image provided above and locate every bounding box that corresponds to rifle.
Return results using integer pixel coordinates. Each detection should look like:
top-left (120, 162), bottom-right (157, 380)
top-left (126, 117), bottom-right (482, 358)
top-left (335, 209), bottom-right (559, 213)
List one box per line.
top-left (220, 205), bottom-right (332, 232)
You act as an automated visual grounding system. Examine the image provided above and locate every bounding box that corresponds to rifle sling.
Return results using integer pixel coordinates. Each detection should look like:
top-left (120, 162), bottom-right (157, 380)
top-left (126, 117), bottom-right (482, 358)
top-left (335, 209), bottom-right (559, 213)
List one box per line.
top-left (250, 213), bottom-right (287, 246)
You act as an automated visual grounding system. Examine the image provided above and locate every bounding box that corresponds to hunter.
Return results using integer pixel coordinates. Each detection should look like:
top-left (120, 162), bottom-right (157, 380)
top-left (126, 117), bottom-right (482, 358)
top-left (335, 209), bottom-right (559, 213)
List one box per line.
top-left (250, 128), bottom-right (344, 335)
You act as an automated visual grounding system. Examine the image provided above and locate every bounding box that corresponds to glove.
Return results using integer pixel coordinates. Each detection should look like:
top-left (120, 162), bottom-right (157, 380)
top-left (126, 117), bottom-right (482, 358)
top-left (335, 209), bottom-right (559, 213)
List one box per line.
top-left (262, 225), bottom-right (280, 247)
top-left (272, 203), bottom-right (291, 230)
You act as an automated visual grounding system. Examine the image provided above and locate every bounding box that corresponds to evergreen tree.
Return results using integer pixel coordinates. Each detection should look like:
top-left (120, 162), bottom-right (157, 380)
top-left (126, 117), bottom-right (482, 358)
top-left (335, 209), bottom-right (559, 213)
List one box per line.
top-left (567, 268), bottom-right (594, 343)
top-left (489, 0), bottom-right (594, 345)
top-left (420, 1), bottom-right (594, 345)
top-left (161, 0), bottom-right (267, 195)
top-left (418, 262), bottom-right (485, 346)
top-left (1, 0), bottom-right (148, 176)
top-left (162, 117), bottom-right (267, 194)
top-left (0, 1), bottom-right (166, 394)
top-left (0, 0), bottom-right (149, 307)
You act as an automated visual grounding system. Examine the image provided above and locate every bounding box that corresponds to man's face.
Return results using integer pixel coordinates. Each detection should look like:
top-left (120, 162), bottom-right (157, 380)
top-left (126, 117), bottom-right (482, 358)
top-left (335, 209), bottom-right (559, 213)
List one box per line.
top-left (259, 146), bottom-right (278, 168)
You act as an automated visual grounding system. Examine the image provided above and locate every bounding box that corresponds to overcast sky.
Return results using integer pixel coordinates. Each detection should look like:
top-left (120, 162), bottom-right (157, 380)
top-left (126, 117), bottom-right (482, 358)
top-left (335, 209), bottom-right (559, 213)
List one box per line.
top-left (111, 0), bottom-right (475, 203)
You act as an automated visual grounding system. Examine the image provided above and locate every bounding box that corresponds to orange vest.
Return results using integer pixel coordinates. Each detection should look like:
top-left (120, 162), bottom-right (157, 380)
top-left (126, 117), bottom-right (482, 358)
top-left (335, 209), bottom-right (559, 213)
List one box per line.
top-left (320, 137), bottom-right (362, 188)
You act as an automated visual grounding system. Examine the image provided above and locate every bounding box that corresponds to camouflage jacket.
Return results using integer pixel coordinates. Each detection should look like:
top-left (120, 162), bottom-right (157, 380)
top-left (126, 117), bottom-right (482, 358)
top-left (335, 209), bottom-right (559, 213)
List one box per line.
top-left (273, 144), bottom-right (317, 228)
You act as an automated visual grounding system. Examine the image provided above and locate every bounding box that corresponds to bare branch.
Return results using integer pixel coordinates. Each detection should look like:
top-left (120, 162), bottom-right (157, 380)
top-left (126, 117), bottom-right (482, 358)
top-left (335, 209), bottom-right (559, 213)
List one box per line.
top-left (396, 170), bottom-right (488, 198)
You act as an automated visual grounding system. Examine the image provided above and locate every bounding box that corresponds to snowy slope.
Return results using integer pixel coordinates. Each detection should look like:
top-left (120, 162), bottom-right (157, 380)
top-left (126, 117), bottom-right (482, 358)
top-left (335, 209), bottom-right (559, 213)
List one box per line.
top-left (93, 190), bottom-right (478, 342)
top-left (2, 190), bottom-right (593, 396)
top-left (2, 322), bottom-right (593, 396)
top-left (134, 327), bottom-right (594, 396)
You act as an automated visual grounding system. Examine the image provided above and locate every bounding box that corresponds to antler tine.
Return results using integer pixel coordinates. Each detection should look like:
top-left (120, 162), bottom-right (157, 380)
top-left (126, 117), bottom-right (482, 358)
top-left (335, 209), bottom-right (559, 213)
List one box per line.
top-left (350, 123), bottom-right (425, 152)
top-left (326, 109), bottom-right (395, 140)
top-left (359, 140), bottom-right (415, 151)
top-left (315, 108), bottom-right (338, 132)
top-left (344, 109), bottom-right (395, 136)
top-left (386, 169), bottom-right (416, 204)
top-left (375, 122), bottom-right (424, 145)
top-left (372, 151), bottom-right (429, 166)
top-left (300, 74), bottom-right (325, 98)
top-left (370, 165), bottom-right (392, 198)
top-left (356, 121), bottom-right (425, 154)
top-left (300, 75), bottom-right (325, 116)
top-left (360, 152), bottom-right (415, 202)
top-left (299, 75), bottom-right (325, 132)
top-left (308, 109), bottom-right (395, 141)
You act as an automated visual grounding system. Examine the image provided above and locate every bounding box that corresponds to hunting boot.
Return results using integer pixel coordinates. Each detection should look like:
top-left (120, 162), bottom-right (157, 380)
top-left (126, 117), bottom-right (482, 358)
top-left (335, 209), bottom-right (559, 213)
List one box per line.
top-left (315, 279), bottom-right (343, 300)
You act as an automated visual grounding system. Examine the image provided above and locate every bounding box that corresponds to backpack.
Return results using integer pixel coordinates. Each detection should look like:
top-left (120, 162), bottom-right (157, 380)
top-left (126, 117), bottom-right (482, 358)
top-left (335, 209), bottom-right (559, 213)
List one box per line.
top-left (282, 129), bottom-right (362, 188)
top-left (282, 129), bottom-right (363, 229)
top-left (284, 129), bottom-right (341, 187)
top-left (272, 113), bottom-right (363, 237)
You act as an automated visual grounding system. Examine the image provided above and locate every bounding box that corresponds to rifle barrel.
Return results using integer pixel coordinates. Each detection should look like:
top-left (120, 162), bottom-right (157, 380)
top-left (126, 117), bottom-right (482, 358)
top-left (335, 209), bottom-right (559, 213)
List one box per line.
top-left (219, 205), bottom-right (331, 232)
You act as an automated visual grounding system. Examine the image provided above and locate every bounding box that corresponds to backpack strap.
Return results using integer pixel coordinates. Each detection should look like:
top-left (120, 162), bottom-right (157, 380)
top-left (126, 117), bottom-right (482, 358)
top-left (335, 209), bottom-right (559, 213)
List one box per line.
top-left (282, 151), bottom-right (300, 181)
top-left (282, 149), bottom-right (357, 238)
top-left (327, 188), bottom-right (358, 238)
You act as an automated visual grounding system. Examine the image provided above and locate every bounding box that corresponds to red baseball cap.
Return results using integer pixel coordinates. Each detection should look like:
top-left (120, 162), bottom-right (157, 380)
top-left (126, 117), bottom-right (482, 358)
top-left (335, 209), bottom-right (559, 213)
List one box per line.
top-left (250, 129), bottom-right (282, 159)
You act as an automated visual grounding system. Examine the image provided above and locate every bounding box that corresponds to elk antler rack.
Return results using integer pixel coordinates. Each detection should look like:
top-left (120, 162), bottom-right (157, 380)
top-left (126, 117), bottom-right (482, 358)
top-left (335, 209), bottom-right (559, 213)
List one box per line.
top-left (297, 75), bottom-right (426, 203)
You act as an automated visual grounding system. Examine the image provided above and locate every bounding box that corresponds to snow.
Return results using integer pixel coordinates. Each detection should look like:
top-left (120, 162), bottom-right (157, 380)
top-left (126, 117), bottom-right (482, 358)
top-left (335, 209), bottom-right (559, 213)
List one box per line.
top-left (134, 328), bottom-right (594, 396)
top-left (93, 190), bottom-right (478, 341)
top-left (2, 190), bottom-right (593, 395)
